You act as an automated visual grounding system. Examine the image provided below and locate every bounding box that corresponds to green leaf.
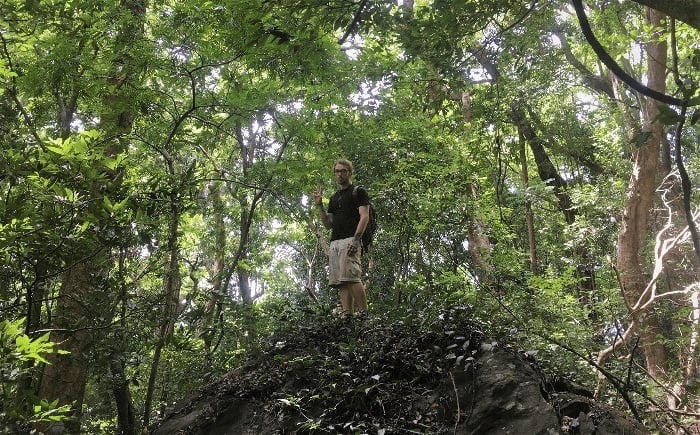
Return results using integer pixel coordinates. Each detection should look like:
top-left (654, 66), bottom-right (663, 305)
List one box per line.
top-left (655, 105), bottom-right (680, 125)
top-left (0, 65), bottom-right (18, 78)
top-left (46, 145), bottom-right (68, 156)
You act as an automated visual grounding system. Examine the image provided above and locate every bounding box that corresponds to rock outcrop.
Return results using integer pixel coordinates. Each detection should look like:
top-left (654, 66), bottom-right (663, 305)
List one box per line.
top-left (151, 308), bottom-right (648, 434)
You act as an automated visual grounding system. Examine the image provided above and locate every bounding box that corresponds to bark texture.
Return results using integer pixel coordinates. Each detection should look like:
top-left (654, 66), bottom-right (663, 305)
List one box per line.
top-left (37, 263), bottom-right (98, 433)
top-left (615, 7), bottom-right (669, 386)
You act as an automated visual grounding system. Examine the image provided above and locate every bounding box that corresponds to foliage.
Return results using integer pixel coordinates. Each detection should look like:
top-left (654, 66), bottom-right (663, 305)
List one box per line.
top-left (0, 320), bottom-right (72, 431)
top-left (1, 0), bottom-right (699, 432)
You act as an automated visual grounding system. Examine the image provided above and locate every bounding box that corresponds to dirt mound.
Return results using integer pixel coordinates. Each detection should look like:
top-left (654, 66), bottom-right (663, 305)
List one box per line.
top-left (151, 307), bottom-right (648, 434)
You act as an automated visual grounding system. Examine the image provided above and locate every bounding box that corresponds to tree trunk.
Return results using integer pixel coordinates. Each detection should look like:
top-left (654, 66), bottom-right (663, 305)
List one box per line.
top-left (509, 105), bottom-right (576, 226)
top-left (143, 186), bottom-right (182, 429)
top-left (238, 268), bottom-right (253, 304)
top-left (615, 6), bottom-right (669, 389)
top-left (465, 183), bottom-right (493, 279)
top-left (111, 250), bottom-right (137, 435)
top-left (519, 134), bottom-right (537, 274)
top-left (35, 0), bottom-right (146, 431)
top-left (202, 180), bottom-right (227, 352)
top-left (111, 354), bottom-right (136, 435)
top-left (13, 259), bottom-right (47, 421)
top-left (511, 104), bottom-right (601, 305)
top-left (37, 263), bottom-right (98, 433)
top-left (104, 1), bottom-right (146, 430)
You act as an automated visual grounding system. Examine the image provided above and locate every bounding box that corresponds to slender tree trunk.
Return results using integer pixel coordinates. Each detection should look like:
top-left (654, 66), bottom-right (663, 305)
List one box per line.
top-left (111, 249), bottom-right (136, 435)
top-left (677, 291), bottom-right (700, 408)
top-left (519, 132), bottom-right (537, 274)
top-left (111, 354), bottom-right (136, 435)
top-left (510, 105), bottom-right (576, 225)
top-left (465, 183), bottom-right (492, 278)
top-left (457, 91), bottom-right (492, 280)
top-left (143, 187), bottom-right (182, 429)
top-left (104, 1), bottom-right (146, 430)
top-left (237, 200), bottom-right (254, 304)
top-left (236, 203), bottom-right (258, 345)
top-left (13, 260), bottom-right (47, 419)
top-left (511, 104), bottom-right (602, 306)
top-left (26, 259), bottom-right (47, 334)
top-left (202, 180), bottom-right (227, 352)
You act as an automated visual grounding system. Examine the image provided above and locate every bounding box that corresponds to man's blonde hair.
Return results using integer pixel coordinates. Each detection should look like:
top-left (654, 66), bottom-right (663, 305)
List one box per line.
top-left (334, 158), bottom-right (354, 174)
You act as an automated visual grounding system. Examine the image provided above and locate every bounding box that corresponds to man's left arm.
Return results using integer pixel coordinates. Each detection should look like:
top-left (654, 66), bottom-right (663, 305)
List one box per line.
top-left (353, 205), bottom-right (370, 248)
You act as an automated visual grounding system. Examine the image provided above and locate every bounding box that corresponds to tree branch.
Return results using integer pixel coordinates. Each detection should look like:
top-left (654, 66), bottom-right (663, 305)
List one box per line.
top-left (338, 0), bottom-right (368, 44)
top-left (553, 29), bottom-right (615, 100)
top-left (571, 0), bottom-right (687, 106)
top-left (631, 0), bottom-right (700, 30)
top-left (629, 173), bottom-right (699, 313)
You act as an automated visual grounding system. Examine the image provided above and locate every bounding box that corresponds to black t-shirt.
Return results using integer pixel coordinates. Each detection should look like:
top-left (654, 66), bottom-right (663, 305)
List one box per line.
top-left (327, 185), bottom-right (369, 241)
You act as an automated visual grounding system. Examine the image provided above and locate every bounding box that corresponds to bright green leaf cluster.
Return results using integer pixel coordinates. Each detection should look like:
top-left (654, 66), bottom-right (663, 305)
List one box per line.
top-left (1, 320), bottom-right (72, 431)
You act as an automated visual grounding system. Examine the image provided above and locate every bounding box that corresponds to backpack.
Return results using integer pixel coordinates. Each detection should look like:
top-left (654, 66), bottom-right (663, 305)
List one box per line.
top-left (352, 186), bottom-right (377, 256)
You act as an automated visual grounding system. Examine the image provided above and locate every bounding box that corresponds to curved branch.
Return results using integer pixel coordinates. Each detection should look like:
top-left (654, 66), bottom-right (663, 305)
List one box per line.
top-left (571, 0), bottom-right (687, 106)
top-left (338, 0), bottom-right (368, 44)
top-left (553, 30), bottom-right (615, 99)
top-left (673, 106), bottom-right (700, 259)
top-left (668, 18), bottom-right (700, 259)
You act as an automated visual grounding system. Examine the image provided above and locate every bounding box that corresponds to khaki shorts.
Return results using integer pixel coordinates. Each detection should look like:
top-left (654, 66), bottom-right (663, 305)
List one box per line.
top-left (328, 237), bottom-right (362, 287)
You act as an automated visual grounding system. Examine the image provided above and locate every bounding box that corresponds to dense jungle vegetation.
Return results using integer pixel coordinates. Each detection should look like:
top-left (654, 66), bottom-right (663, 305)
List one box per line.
top-left (1, 0), bottom-right (700, 433)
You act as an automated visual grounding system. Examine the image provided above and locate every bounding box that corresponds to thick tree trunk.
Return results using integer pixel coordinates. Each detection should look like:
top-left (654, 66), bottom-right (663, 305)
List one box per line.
top-left (615, 7), bottom-right (669, 387)
top-left (237, 267), bottom-right (252, 303)
top-left (36, 0), bottom-right (146, 431)
top-left (37, 263), bottom-right (97, 433)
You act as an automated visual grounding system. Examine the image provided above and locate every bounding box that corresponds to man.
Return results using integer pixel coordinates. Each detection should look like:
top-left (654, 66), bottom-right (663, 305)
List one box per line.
top-left (313, 159), bottom-right (370, 314)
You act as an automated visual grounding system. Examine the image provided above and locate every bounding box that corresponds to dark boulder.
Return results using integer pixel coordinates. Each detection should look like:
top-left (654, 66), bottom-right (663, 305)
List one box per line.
top-left (151, 310), bottom-right (648, 434)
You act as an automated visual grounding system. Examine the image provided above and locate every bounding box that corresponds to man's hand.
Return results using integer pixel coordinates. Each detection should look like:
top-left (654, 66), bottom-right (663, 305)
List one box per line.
top-left (348, 239), bottom-right (360, 254)
top-left (313, 186), bottom-right (323, 205)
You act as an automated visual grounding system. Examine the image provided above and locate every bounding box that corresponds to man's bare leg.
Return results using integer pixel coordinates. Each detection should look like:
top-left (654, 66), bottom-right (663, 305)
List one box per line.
top-left (338, 285), bottom-right (354, 314)
top-left (348, 281), bottom-right (367, 312)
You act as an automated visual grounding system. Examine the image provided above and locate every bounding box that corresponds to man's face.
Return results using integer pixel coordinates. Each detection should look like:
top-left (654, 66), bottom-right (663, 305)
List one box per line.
top-left (333, 165), bottom-right (351, 185)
